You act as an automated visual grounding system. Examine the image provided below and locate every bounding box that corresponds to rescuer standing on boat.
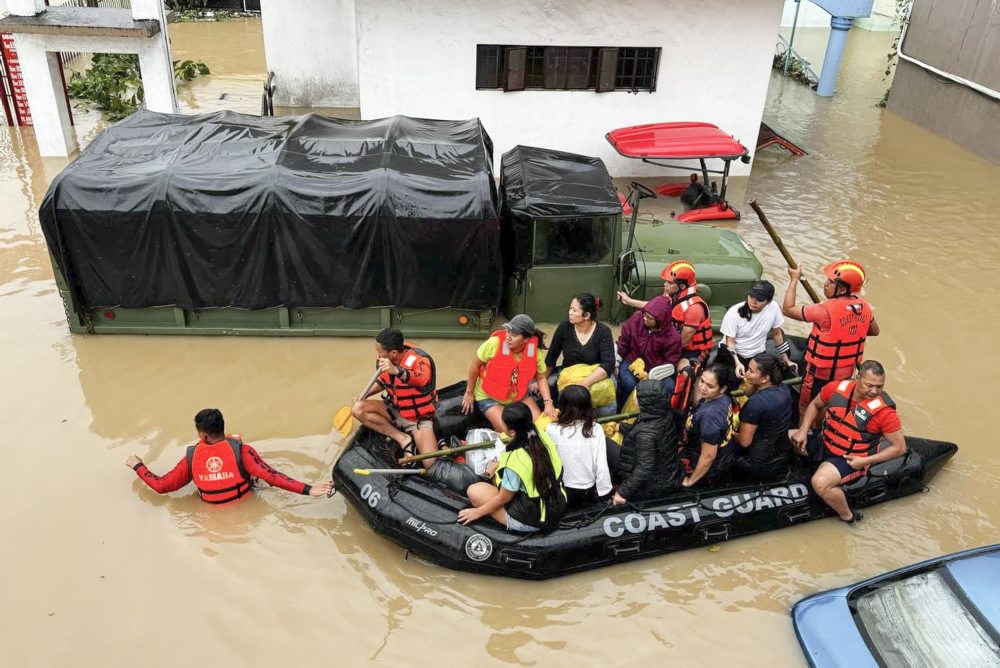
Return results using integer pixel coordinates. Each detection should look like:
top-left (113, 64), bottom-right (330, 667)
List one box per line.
top-left (617, 259), bottom-right (713, 369)
top-left (789, 360), bottom-right (905, 524)
top-left (125, 409), bottom-right (334, 503)
top-left (782, 261), bottom-right (879, 416)
top-left (353, 328), bottom-right (439, 466)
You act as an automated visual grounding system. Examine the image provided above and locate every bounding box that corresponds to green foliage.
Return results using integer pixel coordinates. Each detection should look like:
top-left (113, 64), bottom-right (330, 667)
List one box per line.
top-left (772, 52), bottom-right (816, 88)
top-left (67, 53), bottom-right (211, 121)
top-left (164, 0), bottom-right (211, 9)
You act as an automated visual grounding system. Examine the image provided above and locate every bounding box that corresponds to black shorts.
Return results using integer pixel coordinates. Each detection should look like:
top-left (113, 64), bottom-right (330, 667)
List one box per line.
top-left (824, 455), bottom-right (866, 483)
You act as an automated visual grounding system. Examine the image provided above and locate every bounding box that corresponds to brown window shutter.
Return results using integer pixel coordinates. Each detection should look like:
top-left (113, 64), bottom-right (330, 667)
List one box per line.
top-left (544, 47), bottom-right (568, 89)
top-left (596, 47), bottom-right (619, 92)
top-left (504, 47), bottom-right (527, 92)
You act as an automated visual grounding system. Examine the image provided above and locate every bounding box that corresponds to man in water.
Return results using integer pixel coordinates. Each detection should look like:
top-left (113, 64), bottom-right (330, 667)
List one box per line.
top-left (125, 408), bottom-right (334, 503)
top-left (789, 360), bottom-right (905, 524)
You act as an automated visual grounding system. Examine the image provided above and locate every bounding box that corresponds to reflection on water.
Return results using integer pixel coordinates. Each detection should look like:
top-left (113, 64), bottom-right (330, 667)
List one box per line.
top-left (2, 20), bottom-right (1000, 667)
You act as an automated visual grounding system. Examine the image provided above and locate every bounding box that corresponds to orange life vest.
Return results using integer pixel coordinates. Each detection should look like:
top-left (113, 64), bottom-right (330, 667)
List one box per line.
top-left (804, 297), bottom-right (873, 372)
top-left (672, 287), bottom-right (713, 352)
top-left (822, 380), bottom-right (896, 457)
top-left (479, 330), bottom-right (539, 402)
top-left (379, 343), bottom-right (437, 421)
top-left (186, 436), bottom-right (253, 504)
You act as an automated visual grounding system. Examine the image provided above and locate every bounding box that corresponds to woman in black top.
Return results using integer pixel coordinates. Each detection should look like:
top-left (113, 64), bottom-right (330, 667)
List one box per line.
top-left (734, 353), bottom-right (793, 482)
top-left (545, 293), bottom-right (616, 394)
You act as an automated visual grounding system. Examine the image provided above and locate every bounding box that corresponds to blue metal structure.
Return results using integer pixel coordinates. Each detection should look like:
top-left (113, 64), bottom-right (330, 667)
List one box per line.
top-left (807, 0), bottom-right (875, 96)
top-left (793, 544), bottom-right (1000, 666)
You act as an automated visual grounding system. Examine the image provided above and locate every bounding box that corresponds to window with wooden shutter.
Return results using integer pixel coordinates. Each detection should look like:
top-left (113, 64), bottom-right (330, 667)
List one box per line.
top-left (543, 47), bottom-right (568, 89)
top-left (503, 47), bottom-right (527, 92)
top-left (476, 45), bottom-right (502, 89)
top-left (565, 47), bottom-right (593, 89)
top-left (596, 47), bottom-right (619, 93)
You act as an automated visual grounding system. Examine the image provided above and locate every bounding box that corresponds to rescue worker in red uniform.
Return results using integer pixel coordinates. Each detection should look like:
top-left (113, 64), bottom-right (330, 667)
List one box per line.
top-left (618, 259), bottom-right (712, 370)
top-left (782, 260), bottom-right (879, 415)
top-left (352, 328), bottom-right (438, 466)
top-left (789, 360), bottom-right (905, 524)
top-left (124, 408), bottom-right (334, 503)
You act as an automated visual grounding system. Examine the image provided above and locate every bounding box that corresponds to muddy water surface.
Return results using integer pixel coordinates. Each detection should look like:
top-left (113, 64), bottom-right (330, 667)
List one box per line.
top-left (2, 23), bottom-right (999, 667)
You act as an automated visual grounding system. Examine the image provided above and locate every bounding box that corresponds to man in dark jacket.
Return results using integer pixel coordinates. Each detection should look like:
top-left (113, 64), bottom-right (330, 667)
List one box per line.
top-left (611, 380), bottom-right (683, 504)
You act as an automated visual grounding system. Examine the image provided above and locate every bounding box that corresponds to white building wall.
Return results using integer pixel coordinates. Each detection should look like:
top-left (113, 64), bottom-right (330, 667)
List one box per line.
top-left (354, 0), bottom-right (784, 177)
top-left (780, 0), bottom-right (898, 30)
top-left (260, 0), bottom-right (359, 107)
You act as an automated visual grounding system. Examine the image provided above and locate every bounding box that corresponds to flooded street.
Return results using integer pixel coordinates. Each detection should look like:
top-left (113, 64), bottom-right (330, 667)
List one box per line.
top-left (2, 21), bottom-right (1000, 666)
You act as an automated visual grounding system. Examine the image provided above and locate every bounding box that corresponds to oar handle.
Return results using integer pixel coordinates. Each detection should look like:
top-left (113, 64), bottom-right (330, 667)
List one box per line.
top-left (748, 199), bottom-right (821, 305)
top-left (359, 368), bottom-right (382, 399)
top-left (733, 375), bottom-right (802, 397)
top-left (354, 468), bottom-right (426, 476)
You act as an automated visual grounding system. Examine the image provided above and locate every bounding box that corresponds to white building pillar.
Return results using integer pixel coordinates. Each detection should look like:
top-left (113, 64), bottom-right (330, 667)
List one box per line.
top-left (13, 36), bottom-right (76, 155)
top-left (131, 0), bottom-right (177, 112)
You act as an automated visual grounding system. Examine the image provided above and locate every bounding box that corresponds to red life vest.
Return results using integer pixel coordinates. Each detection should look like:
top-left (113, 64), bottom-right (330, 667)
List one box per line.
top-left (671, 286), bottom-right (713, 352)
top-left (670, 361), bottom-right (701, 412)
top-left (380, 343), bottom-right (437, 421)
top-left (822, 380), bottom-right (896, 457)
top-left (479, 330), bottom-right (539, 402)
top-left (185, 436), bottom-right (253, 504)
top-left (804, 297), bottom-right (873, 372)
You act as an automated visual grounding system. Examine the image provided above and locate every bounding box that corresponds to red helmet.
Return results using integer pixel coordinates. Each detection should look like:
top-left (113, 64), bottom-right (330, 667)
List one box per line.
top-left (823, 260), bottom-right (866, 293)
top-left (660, 260), bottom-right (697, 286)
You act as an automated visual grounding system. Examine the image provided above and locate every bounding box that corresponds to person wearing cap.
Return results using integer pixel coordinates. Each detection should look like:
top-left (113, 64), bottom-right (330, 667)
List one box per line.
top-left (617, 259), bottom-right (713, 369)
top-left (616, 294), bottom-right (682, 399)
top-left (720, 280), bottom-right (796, 379)
top-left (462, 314), bottom-right (557, 434)
top-left (783, 261), bottom-right (879, 416)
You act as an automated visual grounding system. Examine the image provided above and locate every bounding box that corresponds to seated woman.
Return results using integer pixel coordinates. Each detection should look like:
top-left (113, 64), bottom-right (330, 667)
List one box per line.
top-left (611, 379), bottom-right (683, 505)
top-left (545, 293), bottom-right (617, 415)
top-left (720, 280), bottom-right (796, 379)
top-left (458, 402), bottom-right (567, 533)
top-left (462, 314), bottom-right (557, 433)
top-left (734, 354), bottom-right (793, 483)
top-left (545, 385), bottom-right (613, 508)
top-left (681, 365), bottom-right (737, 488)
top-left (617, 296), bottom-right (682, 399)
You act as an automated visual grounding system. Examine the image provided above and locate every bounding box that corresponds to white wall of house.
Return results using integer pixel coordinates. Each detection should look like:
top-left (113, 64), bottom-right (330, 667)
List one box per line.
top-left (260, 0), bottom-right (359, 107)
top-left (354, 0), bottom-right (784, 177)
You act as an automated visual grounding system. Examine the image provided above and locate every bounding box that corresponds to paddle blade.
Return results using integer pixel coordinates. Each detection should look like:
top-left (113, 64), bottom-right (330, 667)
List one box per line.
top-left (333, 406), bottom-right (354, 437)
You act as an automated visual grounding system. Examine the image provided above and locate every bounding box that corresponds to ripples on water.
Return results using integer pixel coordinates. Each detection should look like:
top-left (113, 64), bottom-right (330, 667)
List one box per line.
top-left (2, 21), bottom-right (1000, 667)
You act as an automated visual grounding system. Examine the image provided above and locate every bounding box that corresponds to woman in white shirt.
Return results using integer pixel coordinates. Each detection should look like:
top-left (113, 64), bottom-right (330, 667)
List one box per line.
top-left (545, 385), bottom-right (613, 508)
top-left (720, 280), bottom-right (797, 378)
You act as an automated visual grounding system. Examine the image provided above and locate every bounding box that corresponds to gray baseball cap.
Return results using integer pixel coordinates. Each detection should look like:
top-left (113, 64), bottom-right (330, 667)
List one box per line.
top-left (503, 314), bottom-right (536, 335)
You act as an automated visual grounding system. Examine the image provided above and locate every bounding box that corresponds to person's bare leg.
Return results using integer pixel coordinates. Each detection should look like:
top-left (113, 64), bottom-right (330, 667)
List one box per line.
top-left (523, 397), bottom-right (542, 420)
top-left (811, 462), bottom-right (853, 521)
top-left (351, 400), bottom-right (409, 447)
top-left (483, 405), bottom-right (507, 434)
top-left (466, 481), bottom-right (509, 525)
top-left (412, 423), bottom-right (438, 469)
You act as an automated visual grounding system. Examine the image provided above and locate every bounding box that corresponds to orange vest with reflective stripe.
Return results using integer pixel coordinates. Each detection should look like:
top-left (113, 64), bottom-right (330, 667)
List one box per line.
top-left (186, 436), bottom-right (253, 504)
top-left (805, 297), bottom-right (872, 371)
top-left (479, 330), bottom-right (539, 402)
top-left (672, 287), bottom-right (713, 352)
top-left (380, 344), bottom-right (437, 421)
top-left (822, 380), bottom-right (896, 457)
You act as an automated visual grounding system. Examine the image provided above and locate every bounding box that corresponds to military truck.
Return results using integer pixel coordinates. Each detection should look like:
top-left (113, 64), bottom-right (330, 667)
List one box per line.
top-left (41, 111), bottom-right (760, 337)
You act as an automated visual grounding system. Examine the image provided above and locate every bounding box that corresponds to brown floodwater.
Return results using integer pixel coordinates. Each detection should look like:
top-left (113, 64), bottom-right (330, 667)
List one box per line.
top-left (2, 21), bottom-right (999, 666)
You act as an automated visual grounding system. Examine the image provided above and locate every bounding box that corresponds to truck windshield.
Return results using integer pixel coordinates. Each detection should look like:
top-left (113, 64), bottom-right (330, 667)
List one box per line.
top-left (533, 217), bottom-right (614, 266)
top-left (853, 569), bottom-right (1000, 667)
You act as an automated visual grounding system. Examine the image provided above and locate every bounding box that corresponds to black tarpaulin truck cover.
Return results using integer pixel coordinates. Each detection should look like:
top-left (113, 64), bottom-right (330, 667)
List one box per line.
top-left (499, 145), bottom-right (621, 273)
top-left (40, 110), bottom-right (502, 314)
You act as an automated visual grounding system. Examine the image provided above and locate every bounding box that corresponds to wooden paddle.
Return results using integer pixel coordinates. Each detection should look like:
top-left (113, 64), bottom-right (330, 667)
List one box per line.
top-left (332, 368), bottom-right (381, 437)
top-left (748, 199), bottom-right (821, 304)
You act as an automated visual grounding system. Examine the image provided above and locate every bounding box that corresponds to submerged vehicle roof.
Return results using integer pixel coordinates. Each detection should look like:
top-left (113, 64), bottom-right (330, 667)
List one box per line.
top-left (40, 110), bottom-right (501, 314)
top-left (606, 121), bottom-right (749, 160)
top-left (793, 544), bottom-right (1000, 667)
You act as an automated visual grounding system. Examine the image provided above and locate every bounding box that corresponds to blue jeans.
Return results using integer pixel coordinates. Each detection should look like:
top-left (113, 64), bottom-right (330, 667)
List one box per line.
top-left (619, 362), bottom-right (675, 400)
